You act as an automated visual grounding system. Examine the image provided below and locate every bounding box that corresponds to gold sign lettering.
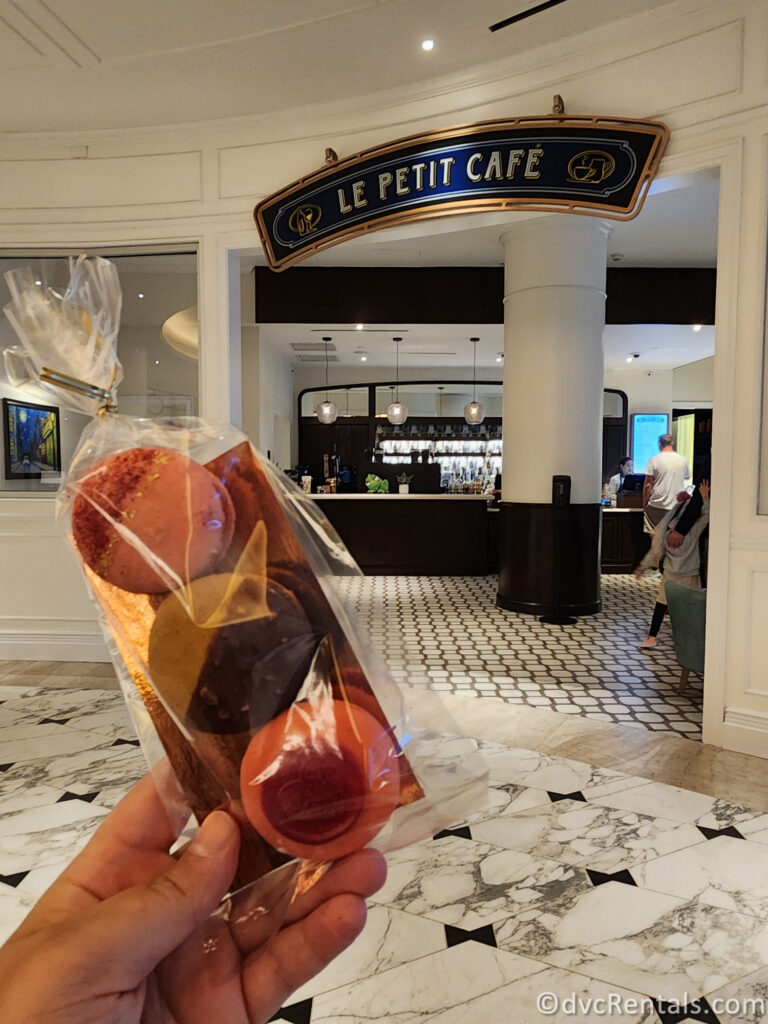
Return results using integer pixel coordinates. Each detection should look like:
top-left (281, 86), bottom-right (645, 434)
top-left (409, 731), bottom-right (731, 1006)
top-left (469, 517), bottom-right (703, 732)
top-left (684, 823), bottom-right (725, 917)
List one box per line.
top-left (567, 150), bottom-right (615, 184)
top-left (525, 148), bottom-right (544, 178)
top-left (287, 204), bottom-right (322, 235)
top-left (337, 187), bottom-right (352, 214)
top-left (465, 147), bottom-right (539, 182)
top-left (467, 153), bottom-right (483, 182)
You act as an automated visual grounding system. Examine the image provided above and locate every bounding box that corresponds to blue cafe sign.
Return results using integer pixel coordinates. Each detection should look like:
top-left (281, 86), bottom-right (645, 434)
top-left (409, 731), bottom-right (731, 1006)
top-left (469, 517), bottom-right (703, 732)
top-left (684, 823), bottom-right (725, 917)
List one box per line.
top-left (254, 115), bottom-right (669, 271)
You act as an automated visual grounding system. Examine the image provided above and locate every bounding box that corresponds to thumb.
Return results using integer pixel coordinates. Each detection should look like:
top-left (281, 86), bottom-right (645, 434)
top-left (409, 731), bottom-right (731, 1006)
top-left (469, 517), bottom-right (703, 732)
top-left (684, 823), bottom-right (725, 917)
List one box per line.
top-left (76, 810), bottom-right (241, 986)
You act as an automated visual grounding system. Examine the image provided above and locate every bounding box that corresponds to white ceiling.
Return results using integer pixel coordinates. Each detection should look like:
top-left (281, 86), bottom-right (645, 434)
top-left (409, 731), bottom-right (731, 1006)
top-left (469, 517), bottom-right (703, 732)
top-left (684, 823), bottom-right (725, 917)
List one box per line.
top-left (1, 0), bottom-right (681, 134)
top-left (1, 0), bottom-right (718, 373)
top-left (261, 322), bottom-right (715, 372)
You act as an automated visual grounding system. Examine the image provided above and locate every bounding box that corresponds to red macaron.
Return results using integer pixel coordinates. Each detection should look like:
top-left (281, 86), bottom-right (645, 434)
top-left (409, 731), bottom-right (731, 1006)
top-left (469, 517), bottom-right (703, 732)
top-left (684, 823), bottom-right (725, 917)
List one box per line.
top-left (240, 698), bottom-right (400, 862)
top-left (71, 446), bottom-right (235, 593)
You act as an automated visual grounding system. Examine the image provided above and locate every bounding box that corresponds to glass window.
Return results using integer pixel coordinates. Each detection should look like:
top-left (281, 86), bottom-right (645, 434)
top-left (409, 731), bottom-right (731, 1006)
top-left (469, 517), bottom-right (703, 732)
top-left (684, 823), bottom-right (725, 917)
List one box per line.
top-left (0, 250), bottom-right (198, 491)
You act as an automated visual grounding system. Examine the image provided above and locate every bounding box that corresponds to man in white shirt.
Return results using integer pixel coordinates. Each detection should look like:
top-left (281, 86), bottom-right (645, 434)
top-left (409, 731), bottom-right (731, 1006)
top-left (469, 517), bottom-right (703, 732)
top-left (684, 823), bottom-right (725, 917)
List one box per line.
top-left (643, 433), bottom-right (690, 534)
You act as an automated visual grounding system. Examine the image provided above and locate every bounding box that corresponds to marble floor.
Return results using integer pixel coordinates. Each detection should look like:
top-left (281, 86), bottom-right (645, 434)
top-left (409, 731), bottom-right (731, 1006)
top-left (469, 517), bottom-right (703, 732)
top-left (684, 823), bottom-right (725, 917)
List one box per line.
top-left (343, 574), bottom-right (705, 740)
top-left (2, 664), bottom-right (768, 1023)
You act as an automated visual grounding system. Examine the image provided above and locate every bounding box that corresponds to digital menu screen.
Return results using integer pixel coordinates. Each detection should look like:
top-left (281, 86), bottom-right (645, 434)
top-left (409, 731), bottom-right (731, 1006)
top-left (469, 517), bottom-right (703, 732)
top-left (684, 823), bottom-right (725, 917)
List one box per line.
top-left (632, 413), bottom-right (669, 472)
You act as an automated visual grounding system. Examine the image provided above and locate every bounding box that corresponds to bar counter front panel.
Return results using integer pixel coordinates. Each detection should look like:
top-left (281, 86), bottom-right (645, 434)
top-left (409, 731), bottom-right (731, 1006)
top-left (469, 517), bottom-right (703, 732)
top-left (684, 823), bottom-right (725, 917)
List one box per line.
top-left (312, 495), bottom-right (649, 577)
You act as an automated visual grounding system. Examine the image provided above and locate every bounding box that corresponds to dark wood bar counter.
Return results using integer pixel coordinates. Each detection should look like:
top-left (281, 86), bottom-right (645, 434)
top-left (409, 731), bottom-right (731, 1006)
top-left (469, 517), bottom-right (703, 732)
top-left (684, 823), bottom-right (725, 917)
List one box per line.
top-left (312, 496), bottom-right (650, 577)
top-left (601, 508), bottom-right (651, 573)
top-left (312, 494), bottom-right (494, 575)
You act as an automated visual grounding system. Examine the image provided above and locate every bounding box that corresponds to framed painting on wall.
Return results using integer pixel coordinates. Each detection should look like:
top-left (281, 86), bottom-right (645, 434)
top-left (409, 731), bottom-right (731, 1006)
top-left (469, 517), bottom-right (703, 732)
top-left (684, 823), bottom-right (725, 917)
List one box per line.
top-left (2, 397), bottom-right (61, 480)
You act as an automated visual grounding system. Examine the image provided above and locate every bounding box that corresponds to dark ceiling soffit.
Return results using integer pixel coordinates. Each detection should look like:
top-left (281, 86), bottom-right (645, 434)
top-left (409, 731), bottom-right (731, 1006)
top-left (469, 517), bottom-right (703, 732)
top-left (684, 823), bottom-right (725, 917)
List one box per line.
top-left (254, 266), bottom-right (716, 326)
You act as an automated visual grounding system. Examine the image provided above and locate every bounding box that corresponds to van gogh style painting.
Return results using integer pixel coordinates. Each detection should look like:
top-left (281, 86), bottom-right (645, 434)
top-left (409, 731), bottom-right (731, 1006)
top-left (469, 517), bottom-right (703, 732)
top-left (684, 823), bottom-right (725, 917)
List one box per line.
top-left (2, 398), bottom-right (61, 479)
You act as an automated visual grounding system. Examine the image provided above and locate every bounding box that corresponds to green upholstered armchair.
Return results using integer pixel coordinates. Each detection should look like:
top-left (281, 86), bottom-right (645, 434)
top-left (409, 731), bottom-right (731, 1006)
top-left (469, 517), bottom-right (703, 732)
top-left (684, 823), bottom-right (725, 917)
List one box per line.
top-left (665, 579), bottom-right (706, 692)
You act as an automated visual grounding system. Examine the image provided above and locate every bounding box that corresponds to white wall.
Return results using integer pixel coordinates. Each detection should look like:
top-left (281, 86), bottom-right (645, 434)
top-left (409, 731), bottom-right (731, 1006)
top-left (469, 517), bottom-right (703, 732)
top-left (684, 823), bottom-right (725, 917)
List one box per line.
top-left (604, 366), bottom-right (675, 420)
top-left (0, 0), bottom-right (766, 755)
top-left (258, 338), bottom-right (294, 469)
top-left (673, 356), bottom-right (714, 403)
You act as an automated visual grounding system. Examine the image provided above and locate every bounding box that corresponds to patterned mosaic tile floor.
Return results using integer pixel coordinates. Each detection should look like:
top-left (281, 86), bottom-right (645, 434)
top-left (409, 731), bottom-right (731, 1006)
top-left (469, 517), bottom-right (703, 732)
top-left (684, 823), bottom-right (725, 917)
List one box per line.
top-left (1, 683), bottom-right (767, 1024)
top-left (342, 574), bottom-right (704, 740)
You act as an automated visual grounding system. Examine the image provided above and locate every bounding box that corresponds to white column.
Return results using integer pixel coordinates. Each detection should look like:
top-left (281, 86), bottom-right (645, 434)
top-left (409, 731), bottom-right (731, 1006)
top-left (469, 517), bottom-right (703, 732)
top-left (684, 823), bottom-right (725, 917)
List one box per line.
top-left (197, 238), bottom-right (242, 426)
top-left (500, 215), bottom-right (610, 504)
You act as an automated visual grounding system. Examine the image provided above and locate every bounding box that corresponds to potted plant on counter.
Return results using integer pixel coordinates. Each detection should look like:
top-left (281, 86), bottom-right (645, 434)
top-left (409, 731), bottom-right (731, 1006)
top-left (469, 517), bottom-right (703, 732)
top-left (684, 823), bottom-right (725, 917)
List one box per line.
top-left (396, 472), bottom-right (414, 494)
top-left (365, 474), bottom-right (389, 494)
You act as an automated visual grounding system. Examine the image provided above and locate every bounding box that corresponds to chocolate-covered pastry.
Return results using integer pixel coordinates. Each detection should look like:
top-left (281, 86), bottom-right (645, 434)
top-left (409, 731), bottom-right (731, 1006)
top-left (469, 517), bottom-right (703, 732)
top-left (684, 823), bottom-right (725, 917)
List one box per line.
top-left (148, 574), bottom-right (320, 735)
top-left (207, 441), bottom-right (303, 568)
top-left (268, 562), bottom-right (341, 639)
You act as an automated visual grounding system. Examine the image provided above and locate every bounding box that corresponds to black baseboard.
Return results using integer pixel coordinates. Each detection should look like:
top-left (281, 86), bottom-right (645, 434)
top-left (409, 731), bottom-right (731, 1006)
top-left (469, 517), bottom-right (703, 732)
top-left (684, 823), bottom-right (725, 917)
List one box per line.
top-left (496, 501), bottom-right (602, 617)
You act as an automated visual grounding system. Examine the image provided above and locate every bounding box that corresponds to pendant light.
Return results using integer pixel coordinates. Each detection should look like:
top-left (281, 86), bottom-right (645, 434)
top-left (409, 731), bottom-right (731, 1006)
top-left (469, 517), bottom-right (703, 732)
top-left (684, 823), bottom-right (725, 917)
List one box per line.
top-left (315, 336), bottom-right (338, 424)
top-left (387, 336), bottom-right (408, 424)
top-left (464, 336), bottom-right (485, 424)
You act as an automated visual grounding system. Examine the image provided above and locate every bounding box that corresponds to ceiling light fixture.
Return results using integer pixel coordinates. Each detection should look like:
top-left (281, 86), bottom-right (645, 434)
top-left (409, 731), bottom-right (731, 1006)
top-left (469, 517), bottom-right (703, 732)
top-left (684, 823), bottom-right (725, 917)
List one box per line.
top-left (138, 292), bottom-right (145, 299)
top-left (464, 337), bottom-right (485, 424)
top-left (316, 336), bottom-right (338, 424)
top-left (360, 354), bottom-right (368, 362)
top-left (692, 323), bottom-right (702, 332)
top-left (421, 38), bottom-right (434, 51)
top-left (387, 336), bottom-right (408, 424)
top-left (496, 352), bottom-right (503, 363)
top-left (356, 323), bottom-right (364, 330)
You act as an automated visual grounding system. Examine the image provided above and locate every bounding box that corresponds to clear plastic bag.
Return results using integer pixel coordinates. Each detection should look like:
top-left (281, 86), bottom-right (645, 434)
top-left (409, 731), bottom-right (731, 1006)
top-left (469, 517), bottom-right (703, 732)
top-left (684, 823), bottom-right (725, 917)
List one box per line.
top-left (3, 255), bottom-right (122, 415)
top-left (3, 255), bottom-right (488, 947)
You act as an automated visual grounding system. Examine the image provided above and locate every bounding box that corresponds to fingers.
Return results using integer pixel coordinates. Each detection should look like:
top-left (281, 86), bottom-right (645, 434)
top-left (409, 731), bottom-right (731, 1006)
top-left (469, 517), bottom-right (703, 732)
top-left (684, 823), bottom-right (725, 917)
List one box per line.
top-left (15, 772), bottom-right (185, 933)
top-left (285, 849), bottom-right (387, 926)
top-left (226, 848), bottom-right (386, 955)
top-left (63, 809), bottom-right (241, 989)
top-left (242, 892), bottom-right (370, 1018)
top-left (90, 763), bottom-right (189, 858)
top-left (70, 768), bottom-right (184, 885)
top-left (238, 850), bottom-right (386, 1015)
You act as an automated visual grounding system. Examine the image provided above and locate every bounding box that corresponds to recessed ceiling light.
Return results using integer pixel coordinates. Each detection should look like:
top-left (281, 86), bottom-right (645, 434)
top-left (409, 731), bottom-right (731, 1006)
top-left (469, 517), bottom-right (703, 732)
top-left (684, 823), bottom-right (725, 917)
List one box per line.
top-left (138, 292), bottom-right (145, 299)
top-left (496, 353), bottom-right (503, 363)
top-left (626, 356), bottom-right (633, 363)
top-left (421, 38), bottom-right (434, 51)
top-left (692, 323), bottom-right (702, 332)
top-left (34, 279), bottom-right (42, 286)
top-left (356, 323), bottom-right (364, 330)
top-left (360, 355), bottom-right (368, 362)
top-left (154, 359), bottom-right (160, 365)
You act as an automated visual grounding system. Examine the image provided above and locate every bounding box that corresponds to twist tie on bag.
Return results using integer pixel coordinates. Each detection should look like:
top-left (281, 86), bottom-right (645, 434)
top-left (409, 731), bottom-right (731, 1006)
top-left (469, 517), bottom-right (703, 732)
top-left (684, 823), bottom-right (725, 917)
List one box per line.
top-left (38, 365), bottom-right (117, 413)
